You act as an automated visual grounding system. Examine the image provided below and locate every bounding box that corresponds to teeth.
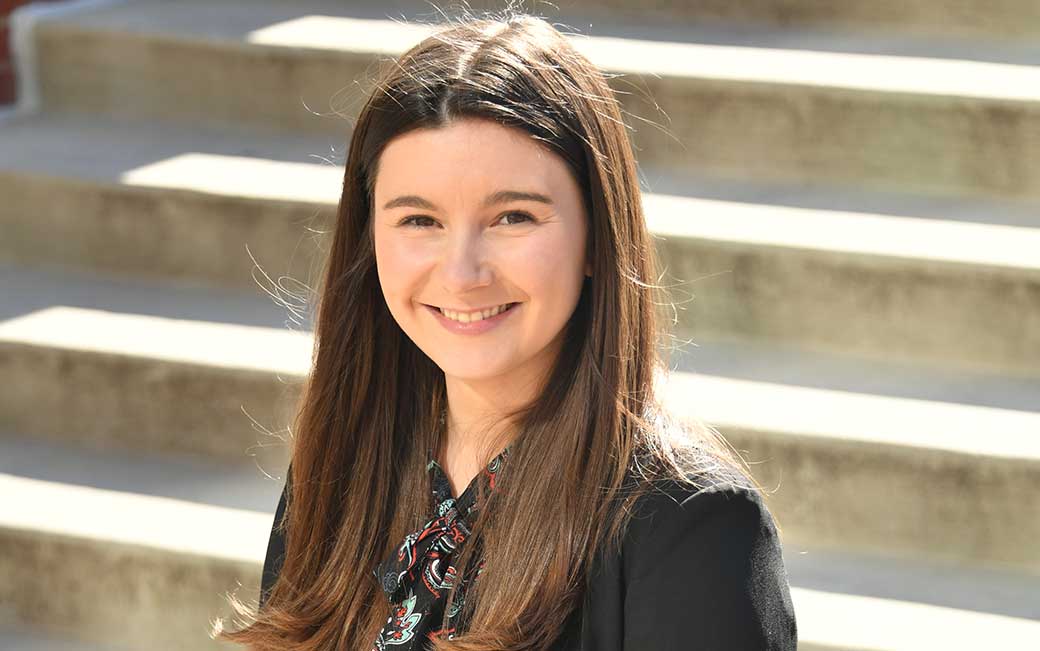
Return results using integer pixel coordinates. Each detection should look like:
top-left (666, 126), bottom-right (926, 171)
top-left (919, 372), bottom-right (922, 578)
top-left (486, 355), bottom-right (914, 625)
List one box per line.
top-left (439, 303), bottom-right (512, 323)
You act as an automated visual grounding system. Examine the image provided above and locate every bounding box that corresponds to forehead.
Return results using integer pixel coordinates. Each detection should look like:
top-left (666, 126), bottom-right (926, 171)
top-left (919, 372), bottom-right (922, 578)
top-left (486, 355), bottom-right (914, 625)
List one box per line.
top-left (373, 118), bottom-right (574, 199)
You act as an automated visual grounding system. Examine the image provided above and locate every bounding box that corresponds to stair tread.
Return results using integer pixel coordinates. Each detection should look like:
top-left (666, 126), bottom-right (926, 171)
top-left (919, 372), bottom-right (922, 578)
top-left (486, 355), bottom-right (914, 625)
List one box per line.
top-left (0, 249), bottom-right (296, 330)
top-left (791, 584), bottom-right (1040, 649)
top-left (0, 629), bottom-right (115, 651)
top-left (0, 111), bottom-right (339, 194)
top-left (0, 461), bottom-right (272, 563)
top-left (0, 432), bottom-right (284, 513)
top-left (668, 337), bottom-right (1040, 446)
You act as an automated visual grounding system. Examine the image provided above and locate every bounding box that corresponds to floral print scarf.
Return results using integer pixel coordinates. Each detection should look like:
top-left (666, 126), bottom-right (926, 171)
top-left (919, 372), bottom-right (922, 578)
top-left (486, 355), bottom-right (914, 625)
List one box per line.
top-left (371, 445), bottom-right (510, 649)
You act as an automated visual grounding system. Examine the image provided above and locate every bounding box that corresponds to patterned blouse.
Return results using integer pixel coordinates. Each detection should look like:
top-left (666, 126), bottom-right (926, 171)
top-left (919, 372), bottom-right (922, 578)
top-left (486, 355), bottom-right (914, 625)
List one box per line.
top-left (370, 445), bottom-right (510, 649)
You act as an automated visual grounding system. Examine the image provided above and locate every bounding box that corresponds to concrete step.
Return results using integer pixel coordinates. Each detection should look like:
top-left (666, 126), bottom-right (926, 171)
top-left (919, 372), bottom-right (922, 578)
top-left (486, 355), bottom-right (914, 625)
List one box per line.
top-left (2, 113), bottom-right (1038, 373)
top-left (665, 339), bottom-right (1040, 574)
top-left (0, 432), bottom-right (1037, 651)
top-left (0, 263), bottom-right (308, 468)
top-left (0, 263), bottom-right (1037, 571)
top-left (643, 176), bottom-right (1040, 375)
top-left (0, 431), bottom-right (287, 512)
top-left (0, 437), bottom-right (278, 651)
top-left (0, 111), bottom-right (339, 290)
top-left (14, 0), bottom-right (1040, 199)
top-left (788, 548), bottom-right (1040, 650)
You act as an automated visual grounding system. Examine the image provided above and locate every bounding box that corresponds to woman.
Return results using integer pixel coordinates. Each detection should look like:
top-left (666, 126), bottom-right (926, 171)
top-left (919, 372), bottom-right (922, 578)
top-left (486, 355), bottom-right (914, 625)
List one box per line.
top-left (215, 11), bottom-right (797, 651)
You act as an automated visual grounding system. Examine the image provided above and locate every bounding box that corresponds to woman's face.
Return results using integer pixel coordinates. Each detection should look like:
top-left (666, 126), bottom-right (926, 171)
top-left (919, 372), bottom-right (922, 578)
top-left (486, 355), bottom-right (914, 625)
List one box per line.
top-left (372, 116), bottom-right (590, 387)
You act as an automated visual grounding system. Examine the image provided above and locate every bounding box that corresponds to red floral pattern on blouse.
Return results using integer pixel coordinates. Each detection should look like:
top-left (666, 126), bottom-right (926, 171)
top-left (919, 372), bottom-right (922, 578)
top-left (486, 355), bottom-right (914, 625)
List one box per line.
top-left (371, 446), bottom-right (509, 649)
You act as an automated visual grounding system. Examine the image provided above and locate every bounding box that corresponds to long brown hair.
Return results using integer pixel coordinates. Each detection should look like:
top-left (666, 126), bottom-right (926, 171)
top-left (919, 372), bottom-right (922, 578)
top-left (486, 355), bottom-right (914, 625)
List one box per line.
top-left (214, 9), bottom-right (759, 651)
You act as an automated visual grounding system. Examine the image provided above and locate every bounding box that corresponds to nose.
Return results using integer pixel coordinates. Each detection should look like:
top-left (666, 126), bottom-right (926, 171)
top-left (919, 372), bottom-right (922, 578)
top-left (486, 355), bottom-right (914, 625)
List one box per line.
top-left (437, 228), bottom-right (493, 293)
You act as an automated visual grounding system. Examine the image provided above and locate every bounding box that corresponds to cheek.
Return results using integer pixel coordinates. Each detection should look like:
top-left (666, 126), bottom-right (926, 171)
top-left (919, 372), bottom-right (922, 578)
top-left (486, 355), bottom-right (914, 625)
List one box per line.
top-left (527, 224), bottom-right (586, 278)
top-left (374, 237), bottom-right (418, 305)
top-left (511, 232), bottom-right (585, 309)
top-left (509, 248), bottom-right (555, 289)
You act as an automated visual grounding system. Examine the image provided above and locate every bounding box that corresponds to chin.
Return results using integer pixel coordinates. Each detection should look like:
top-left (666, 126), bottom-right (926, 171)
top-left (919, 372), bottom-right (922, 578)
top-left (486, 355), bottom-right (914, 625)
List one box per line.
top-left (437, 359), bottom-right (516, 381)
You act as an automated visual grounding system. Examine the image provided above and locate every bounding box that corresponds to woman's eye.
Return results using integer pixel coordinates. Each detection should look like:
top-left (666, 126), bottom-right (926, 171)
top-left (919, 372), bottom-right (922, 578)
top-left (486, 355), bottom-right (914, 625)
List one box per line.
top-left (497, 211), bottom-right (534, 226)
top-left (399, 215), bottom-right (437, 228)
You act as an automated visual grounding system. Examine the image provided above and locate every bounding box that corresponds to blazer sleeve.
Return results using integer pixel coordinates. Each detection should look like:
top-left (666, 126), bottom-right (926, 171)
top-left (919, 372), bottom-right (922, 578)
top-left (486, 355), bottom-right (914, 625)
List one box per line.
top-left (259, 463), bottom-right (291, 610)
top-left (622, 481), bottom-right (797, 650)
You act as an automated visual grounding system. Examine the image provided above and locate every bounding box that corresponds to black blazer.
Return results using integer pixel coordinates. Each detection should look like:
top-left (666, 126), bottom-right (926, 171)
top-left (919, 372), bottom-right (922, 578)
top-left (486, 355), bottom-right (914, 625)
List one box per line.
top-left (260, 466), bottom-right (798, 650)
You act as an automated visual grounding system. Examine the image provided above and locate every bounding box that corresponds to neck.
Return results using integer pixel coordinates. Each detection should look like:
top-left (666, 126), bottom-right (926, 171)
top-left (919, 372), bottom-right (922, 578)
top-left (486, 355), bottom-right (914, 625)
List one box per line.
top-left (436, 410), bottom-right (512, 500)
top-left (435, 334), bottom-right (562, 496)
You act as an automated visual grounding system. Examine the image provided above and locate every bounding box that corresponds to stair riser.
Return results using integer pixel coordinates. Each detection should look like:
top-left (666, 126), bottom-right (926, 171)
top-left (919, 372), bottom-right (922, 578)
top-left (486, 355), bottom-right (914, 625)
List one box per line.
top-left (730, 427), bottom-right (1040, 573)
top-left (0, 341), bottom-right (297, 468)
top-left (0, 173), bottom-right (334, 289)
top-left (625, 79), bottom-right (1040, 201)
top-left (663, 239), bottom-right (1040, 374)
top-left (0, 526), bottom-right (253, 651)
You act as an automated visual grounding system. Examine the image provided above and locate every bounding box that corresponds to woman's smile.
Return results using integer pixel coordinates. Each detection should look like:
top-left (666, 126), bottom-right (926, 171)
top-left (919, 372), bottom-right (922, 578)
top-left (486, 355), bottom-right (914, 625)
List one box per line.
top-left (423, 301), bottom-right (521, 335)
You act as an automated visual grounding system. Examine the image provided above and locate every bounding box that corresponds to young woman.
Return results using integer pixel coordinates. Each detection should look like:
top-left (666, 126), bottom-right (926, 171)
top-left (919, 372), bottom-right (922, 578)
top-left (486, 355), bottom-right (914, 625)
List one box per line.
top-left (216, 11), bottom-right (796, 651)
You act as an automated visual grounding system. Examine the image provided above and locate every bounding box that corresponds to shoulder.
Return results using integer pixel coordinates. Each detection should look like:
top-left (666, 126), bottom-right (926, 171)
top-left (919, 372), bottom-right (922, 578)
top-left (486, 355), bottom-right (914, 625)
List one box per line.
top-left (619, 468), bottom-right (798, 649)
top-left (623, 469), bottom-right (778, 572)
top-left (259, 464), bottom-right (292, 609)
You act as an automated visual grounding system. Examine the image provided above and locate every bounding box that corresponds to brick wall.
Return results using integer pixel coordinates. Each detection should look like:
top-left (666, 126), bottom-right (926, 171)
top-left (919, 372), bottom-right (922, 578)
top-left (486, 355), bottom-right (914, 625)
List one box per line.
top-left (0, 0), bottom-right (60, 105)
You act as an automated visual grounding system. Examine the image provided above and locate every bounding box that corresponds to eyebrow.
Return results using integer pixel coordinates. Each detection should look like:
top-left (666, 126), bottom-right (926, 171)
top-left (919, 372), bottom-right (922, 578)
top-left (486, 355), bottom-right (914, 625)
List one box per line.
top-left (381, 190), bottom-right (554, 211)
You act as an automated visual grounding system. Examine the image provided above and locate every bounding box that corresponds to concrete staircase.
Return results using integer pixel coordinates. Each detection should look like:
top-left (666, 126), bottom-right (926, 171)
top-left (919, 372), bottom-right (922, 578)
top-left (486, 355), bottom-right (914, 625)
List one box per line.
top-left (0, 1), bottom-right (1037, 649)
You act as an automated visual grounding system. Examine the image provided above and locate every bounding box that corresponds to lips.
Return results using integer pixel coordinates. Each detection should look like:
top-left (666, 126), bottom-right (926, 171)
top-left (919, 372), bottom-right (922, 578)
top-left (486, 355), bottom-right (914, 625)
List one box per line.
top-left (425, 302), bottom-right (517, 318)
top-left (422, 301), bottom-right (520, 334)
top-left (427, 302), bottom-right (515, 313)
